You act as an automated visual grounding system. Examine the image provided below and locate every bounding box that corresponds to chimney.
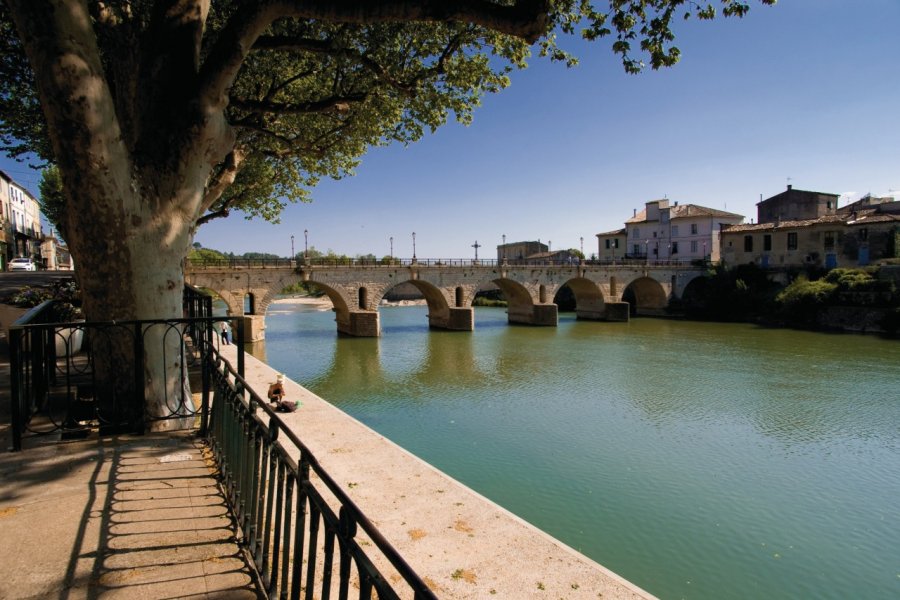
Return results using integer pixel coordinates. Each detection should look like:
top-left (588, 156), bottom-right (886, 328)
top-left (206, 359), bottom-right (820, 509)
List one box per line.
top-left (674, 201), bottom-right (678, 207)
top-left (633, 208), bottom-right (637, 217)
top-left (787, 184), bottom-right (792, 191)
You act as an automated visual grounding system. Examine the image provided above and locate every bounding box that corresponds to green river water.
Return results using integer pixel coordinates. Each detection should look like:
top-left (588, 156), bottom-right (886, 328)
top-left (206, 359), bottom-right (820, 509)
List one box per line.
top-left (254, 303), bottom-right (900, 600)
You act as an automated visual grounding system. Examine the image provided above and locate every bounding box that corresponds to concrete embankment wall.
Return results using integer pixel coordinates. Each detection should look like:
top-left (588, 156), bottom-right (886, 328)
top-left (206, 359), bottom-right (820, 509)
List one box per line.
top-left (223, 345), bottom-right (657, 600)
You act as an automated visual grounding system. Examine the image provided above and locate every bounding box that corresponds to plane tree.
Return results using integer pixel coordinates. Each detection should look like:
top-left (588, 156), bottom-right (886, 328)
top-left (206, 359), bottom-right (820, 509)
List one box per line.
top-left (0, 0), bottom-right (773, 423)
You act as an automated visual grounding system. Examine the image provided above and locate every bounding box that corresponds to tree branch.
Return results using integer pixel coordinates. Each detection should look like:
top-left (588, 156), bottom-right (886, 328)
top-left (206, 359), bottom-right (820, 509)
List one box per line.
top-left (229, 93), bottom-right (365, 116)
top-left (200, 147), bottom-right (245, 215)
top-left (199, 1), bottom-right (550, 114)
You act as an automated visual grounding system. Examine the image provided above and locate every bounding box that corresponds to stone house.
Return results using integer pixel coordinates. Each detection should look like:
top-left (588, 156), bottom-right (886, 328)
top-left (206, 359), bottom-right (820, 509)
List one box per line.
top-left (497, 240), bottom-right (547, 262)
top-left (623, 199), bottom-right (744, 262)
top-left (720, 202), bottom-right (900, 268)
top-left (757, 184), bottom-right (840, 223)
top-left (595, 228), bottom-right (625, 261)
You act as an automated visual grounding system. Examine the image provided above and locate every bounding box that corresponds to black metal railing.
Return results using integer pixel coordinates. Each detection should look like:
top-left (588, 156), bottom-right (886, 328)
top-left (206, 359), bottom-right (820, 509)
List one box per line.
top-left (187, 256), bottom-right (705, 269)
top-left (8, 286), bottom-right (241, 451)
top-left (207, 351), bottom-right (437, 600)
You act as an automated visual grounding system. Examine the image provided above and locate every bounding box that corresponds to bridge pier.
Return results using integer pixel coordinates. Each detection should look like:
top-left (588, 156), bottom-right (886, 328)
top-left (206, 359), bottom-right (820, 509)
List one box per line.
top-left (509, 303), bottom-right (558, 327)
top-left (576, 301), bottom-right (630, 322)
top-left (428, 307), bottom-right (474, 331)
top-left (338, 310), bottom-right (381, 337)
top-left (240, 315), bottom-right (266, 342)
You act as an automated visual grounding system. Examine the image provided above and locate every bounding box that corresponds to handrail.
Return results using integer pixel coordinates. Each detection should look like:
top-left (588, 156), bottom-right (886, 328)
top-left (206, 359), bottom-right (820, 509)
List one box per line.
top-left (186, 257), bottom-right (705, 269)
top-left (207, 346), bottom-right (437, 599)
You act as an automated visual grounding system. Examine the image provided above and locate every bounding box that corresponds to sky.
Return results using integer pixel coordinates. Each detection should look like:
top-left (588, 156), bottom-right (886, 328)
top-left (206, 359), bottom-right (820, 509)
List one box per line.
top-left (2, 0), bottom-right (898, 260)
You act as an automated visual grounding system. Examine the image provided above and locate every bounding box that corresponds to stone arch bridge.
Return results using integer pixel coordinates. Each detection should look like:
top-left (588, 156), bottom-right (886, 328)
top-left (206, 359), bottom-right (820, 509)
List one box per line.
top-left (186, 258), bottom-right (707, 340)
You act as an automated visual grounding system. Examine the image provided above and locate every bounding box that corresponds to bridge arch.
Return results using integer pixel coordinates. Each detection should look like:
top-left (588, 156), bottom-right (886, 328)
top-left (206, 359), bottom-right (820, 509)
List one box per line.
top-left (622, 276), bottom-right (668, 316)
top-left (558, 277), bottom-right (606, 320)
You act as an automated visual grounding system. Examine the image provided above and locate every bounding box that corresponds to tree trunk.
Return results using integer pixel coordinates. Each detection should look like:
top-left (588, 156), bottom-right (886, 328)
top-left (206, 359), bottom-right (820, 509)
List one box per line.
top-left (5, 0), bottom-right (231, 430)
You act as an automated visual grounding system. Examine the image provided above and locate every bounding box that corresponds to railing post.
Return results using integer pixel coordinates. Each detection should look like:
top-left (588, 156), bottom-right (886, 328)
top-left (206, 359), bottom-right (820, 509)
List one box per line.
top-left (9, 327), bottom-right (23, 451)
top-left (237, 317), bottom-right (245, 378)
top-left (133, 322), bottom-right (145, 433)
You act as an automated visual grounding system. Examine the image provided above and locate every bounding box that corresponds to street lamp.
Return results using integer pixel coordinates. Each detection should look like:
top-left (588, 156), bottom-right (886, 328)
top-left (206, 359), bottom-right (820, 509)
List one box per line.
top-left (291, 234), bottom-right (294, 260)
top-left (645, 239), bottom-right (649, 265)
top-left (412, 231), bottom-right (416, 260)
top-left (580, 236), bottom-right (584, 255)
top-left (304, 229), bottom-right (308, 259)
top-left (390, 236), bottom-right (393, 260)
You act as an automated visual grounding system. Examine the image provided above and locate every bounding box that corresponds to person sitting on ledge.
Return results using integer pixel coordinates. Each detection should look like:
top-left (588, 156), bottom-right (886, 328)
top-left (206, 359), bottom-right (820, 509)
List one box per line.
top-left (267, 373), bottom-right (297, 412)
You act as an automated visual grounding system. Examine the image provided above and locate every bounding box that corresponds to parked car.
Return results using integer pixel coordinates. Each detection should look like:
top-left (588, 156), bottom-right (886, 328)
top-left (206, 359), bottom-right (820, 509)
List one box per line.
top-left (8, 257), bottom-right (37, 272)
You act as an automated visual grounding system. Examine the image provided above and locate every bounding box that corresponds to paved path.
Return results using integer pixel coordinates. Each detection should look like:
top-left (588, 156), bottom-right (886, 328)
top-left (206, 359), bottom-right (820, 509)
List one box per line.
top-left (0, 432), bottom-right (260, 599)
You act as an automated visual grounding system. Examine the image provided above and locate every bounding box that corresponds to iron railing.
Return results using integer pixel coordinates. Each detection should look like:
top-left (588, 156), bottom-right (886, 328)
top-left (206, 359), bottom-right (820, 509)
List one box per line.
top-left (187, 256), bottom-right (704, 269)
top-left (7, 286), bottom-right (241, 451)
top-left (207, 349), bottom-right (437, 600)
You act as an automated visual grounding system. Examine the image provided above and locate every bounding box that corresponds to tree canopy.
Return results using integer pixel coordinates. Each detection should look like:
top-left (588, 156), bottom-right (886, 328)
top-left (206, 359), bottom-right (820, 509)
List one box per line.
top-left (1, 0), bottom-right (775, 229)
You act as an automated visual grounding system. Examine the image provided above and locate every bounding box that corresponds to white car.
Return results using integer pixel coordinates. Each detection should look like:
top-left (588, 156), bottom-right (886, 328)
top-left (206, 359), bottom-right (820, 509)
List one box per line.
top-left (8, 257), bottom-right (36, 271)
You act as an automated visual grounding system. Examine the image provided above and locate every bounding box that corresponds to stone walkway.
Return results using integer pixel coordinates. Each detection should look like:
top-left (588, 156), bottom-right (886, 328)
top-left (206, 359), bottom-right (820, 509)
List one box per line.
top-left (0, 431), bottom-right (261, 599)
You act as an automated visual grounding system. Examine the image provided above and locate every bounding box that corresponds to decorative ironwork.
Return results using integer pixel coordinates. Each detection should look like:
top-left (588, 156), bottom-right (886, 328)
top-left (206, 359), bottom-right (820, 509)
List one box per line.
top-left (7, 286), bottom-right (240, 450)
top-left (206, 351), bottom-right (437, 599)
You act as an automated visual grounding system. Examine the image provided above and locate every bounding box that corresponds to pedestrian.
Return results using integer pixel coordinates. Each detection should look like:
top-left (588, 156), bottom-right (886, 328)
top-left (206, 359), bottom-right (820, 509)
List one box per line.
top-left (221, 321), bottom-right (230, 345)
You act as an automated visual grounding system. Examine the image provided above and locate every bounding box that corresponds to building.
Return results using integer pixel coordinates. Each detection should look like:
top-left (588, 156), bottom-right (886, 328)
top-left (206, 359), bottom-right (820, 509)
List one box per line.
top-left (0, 169), bottom-right (44, 268)
top-left (497, 240), bottom-right (547, 262)
top-left (41, 236), bottom-right (74, 270)
top-left (595, 228), bottom-right (625, 261)
top-left (623, 199), bottom-right (744, 262)
top-left (721, 199), bottom-right (900, 268)
top-left (757, 185), bottom-right (840, 223)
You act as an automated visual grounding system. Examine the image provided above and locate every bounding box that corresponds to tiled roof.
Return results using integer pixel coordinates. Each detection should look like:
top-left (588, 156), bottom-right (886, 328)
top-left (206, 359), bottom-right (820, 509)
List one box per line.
top-left (625, 204), bottom-right (744, 224)
top-left (670, 204), bottom-right (744, 220)
top-left (596, 228), bottom-right (626, 236)
top-left (722, 211), bottom-right (899, 233)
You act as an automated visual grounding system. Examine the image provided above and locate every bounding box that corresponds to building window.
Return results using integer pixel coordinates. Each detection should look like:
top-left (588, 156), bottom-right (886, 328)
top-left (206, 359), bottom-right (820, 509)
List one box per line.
top-left (605, 239), bottom-right (611, 249)
top-left (763, 234), bottom-right (772, 251)
top-left (691, 240), bottom-right (698, 253)
top-left (858, 228), bottom-right (868, 241)
top-left (672, 225), bottom-right (679, 237)
top-left (691, 223), bottom-right (698, 235)
top-left (633, 244), bottom-right (642, 255)
top-left (633, 228), bottom-right (640, 239)
top-left (613, 238), bottom-right (619, 248)
top-left (824, 231), bottom-right (835, 250)
top-left (787, 232), bottom-right (798, 250)
top-left (671, 242), bottom-right (679, 254)
top-left (744, 235), bottom-right (753, 252)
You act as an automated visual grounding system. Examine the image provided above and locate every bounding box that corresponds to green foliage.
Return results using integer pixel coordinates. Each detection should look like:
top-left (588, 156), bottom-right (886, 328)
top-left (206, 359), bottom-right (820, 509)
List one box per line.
top-left (776, 276), bottom-right (837, 307)
top-left (1, 1), bottom-right (776, 229)
top-left (188, 247), bottom-right (227, 261)
top-left (38, 165), bottom-right (66, 240)
top-left (683, 264), bottom-right (781, 321)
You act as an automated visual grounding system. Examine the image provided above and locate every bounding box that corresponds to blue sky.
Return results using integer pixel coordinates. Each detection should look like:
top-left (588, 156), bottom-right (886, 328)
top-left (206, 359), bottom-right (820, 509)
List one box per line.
top-left (3, 0), bottom-right (898, 259)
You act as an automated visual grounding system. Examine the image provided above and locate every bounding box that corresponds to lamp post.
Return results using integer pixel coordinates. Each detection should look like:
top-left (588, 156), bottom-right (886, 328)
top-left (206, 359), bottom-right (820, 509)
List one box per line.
top-left (703, 241), bottom-right (708, 263)
top-left (390, 236), bottom-right (393, 261)
top-left (580, 236), bottom-right (584, 255)
top-left (304, 229), bottom-right (308, 259)
top-left (645, 239), bottom-right (649, 266)
top-left (412, 231), bottom-right (416, 261)
top-left (291, 235), bottom-right (294, 260)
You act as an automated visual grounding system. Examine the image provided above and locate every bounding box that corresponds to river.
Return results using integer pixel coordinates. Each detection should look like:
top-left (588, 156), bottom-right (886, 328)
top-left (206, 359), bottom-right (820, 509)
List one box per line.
top-left (251, 301), bottom-right (900, 600)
